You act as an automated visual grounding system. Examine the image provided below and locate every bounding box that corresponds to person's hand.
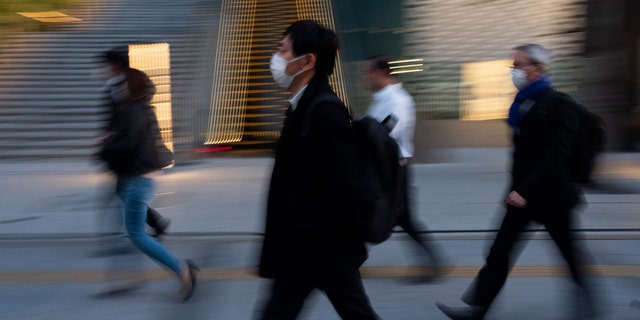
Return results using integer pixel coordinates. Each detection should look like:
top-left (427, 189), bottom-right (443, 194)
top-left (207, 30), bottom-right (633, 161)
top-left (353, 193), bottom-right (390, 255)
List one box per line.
top-left (505, 190), bottom-right (527, 208)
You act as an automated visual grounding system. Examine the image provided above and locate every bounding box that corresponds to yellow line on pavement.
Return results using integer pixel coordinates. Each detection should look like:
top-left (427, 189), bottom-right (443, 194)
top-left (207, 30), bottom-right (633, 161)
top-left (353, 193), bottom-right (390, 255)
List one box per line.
top-left (360, 265), bottom-right (640, 278)
top-left (1, 265), bottom-right (639, 284)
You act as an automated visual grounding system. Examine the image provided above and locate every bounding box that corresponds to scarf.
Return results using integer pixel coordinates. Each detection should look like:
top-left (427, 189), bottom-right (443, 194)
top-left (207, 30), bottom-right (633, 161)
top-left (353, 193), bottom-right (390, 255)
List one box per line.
top-left (507, 75), bottom-right (551, 131)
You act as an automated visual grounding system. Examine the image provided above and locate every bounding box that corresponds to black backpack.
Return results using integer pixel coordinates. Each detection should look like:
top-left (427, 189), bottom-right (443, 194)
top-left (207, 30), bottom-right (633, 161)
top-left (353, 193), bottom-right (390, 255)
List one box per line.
top-left (352, 116), bottom-right (405, 243)
top-left (305, 94), bottom-right (404, 244)
top-left (547, 90), bottom-right (606, 183)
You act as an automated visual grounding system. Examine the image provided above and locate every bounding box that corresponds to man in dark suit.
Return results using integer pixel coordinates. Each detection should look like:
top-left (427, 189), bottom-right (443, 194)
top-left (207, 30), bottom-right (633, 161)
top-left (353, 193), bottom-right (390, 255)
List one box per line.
top-left (256, 20), bottom-right (378, 319)
top-left (436, 44), bottom-right (597, 319)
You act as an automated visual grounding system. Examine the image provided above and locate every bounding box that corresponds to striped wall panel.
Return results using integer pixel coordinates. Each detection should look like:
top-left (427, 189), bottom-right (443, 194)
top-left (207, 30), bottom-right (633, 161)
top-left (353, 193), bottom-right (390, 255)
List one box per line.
top-left (402, 0), bottom-right (587, 120)
top-left (204, 0), bottom-right (347, 146)
top-left (129, 42), bottom-right (174, 153)
top-left (204, 0), bottom-right (256, 145)
top-left (0, 0), bottom-right (220, 159)
top-left (296, 0), bottom-right (349, 106)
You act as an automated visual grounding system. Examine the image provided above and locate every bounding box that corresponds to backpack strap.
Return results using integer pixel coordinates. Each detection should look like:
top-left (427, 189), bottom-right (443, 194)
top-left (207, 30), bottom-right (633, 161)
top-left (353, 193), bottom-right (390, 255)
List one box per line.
top-left (536, 87), bottom-right (579, 115)
top-left (302, 93), bottom-right (346, 137)
top-left (532, 87), bottom-right (555, 112)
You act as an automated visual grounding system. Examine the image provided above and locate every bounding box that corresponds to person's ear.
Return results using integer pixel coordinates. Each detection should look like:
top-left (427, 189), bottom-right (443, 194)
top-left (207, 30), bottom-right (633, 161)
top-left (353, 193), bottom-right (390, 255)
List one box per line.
top-left (533, 63), bottom-right (546, 75)
top-left (301, 53), bottom-right (316, 72)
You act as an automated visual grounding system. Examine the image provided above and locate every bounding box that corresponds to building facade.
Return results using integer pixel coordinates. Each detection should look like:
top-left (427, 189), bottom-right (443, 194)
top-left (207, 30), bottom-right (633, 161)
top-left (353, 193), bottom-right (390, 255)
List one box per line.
top-left (0, 0), bottom-right (636, 160)
top-left (202, 0), bottom-right (639, 161)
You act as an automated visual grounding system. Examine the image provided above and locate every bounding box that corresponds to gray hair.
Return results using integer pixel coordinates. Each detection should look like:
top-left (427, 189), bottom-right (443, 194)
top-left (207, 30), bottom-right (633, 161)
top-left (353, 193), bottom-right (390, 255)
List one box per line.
top-left (514, 44), bottom-right (552, 70)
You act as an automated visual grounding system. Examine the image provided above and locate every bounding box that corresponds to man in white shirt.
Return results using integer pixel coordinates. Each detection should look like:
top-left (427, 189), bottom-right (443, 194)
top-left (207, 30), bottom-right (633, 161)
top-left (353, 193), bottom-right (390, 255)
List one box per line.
top-left (365, 57), bottom-right (415, 160)
top-left (365, 55), bottom-right (445, 282)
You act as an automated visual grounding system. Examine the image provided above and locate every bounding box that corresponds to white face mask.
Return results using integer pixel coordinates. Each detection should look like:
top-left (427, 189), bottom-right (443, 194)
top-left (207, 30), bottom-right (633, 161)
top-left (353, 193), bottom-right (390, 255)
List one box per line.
top-left (92, 65), bottom-right (113, 81)
top-left (511, 68), bottom-right (530, 90)
top-left (270, 53), bottom-right (306, 88)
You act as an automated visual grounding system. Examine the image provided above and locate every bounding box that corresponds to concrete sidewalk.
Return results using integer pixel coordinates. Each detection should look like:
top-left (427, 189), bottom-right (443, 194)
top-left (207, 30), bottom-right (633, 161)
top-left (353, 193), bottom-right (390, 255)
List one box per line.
top-left (0, 148), bottom-right (638, 238)
top-left (1, 148), bottom-right (639, 319)
top-left (2, 235), bottom-right (640, 320)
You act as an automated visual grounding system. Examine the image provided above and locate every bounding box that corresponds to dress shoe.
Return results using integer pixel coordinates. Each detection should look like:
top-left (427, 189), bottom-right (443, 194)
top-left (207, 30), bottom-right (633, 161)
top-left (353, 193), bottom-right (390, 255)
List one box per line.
top-left (179, 259), bottom-right (200, 302)
top-left (436, 302), bottom-right (485, 320)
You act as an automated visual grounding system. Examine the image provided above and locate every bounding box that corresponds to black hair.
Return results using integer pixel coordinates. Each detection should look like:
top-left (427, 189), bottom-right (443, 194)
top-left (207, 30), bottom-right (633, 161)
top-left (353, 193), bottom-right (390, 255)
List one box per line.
top-left (284, 20), bottom-right (339, 76)
top-left (367, 54), bottom-right (392, 75)
top-left (101, 46), bottom-right (129, 68)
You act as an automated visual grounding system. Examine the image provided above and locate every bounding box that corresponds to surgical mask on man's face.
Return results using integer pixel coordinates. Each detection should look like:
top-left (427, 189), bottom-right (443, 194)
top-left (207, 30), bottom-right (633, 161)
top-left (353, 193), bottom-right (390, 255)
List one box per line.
top-left (511, 68), bottom-right (530, 90)
top-left (92, 65), bottom-right (113, 81)
top-left (270, 53), bottom-right (306, 88)
top-left (110, 81), bottom-right (128, 104)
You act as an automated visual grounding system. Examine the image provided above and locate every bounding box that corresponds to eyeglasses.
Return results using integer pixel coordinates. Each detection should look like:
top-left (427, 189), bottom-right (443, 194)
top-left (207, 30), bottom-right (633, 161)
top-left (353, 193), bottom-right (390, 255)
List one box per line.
top-left (510, 62), bottom-right (538, 70)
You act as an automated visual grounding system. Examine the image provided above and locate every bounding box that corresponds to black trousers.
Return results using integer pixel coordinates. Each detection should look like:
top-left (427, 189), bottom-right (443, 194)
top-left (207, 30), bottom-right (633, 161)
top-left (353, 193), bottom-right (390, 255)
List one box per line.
top-left (396, 164), bottom-right (441, 265)
top-left (259, 265), bottom-right (378, 320)
top-left (463, 204), bottom-right (592, 312)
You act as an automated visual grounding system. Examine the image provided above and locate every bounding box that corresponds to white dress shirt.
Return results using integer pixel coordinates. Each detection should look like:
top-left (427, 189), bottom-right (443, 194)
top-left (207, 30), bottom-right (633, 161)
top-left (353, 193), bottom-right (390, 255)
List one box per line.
top-left (366, 83), bottom-right (416, 158)
top-left (289, 84), bottom-right (308, 111)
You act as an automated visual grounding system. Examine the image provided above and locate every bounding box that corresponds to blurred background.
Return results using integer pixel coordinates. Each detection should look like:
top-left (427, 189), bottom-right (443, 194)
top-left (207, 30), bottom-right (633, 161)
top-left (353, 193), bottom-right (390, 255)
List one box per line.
top-left (0, 0), bottom-right (638, 163)
top-left (1, 3), bottom-right (639, 319)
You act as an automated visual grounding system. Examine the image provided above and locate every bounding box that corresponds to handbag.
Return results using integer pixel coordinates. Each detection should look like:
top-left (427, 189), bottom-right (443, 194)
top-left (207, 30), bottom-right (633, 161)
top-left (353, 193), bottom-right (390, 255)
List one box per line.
top-left (148, 107), bottom-right (175, 168)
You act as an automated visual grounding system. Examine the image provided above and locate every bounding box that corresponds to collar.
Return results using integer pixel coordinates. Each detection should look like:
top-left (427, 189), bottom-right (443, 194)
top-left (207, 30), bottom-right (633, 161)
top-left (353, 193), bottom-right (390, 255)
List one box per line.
top-left (507, 76), bottom-right (552, 130)
top-left (289, 84), bottom-right (308, 111)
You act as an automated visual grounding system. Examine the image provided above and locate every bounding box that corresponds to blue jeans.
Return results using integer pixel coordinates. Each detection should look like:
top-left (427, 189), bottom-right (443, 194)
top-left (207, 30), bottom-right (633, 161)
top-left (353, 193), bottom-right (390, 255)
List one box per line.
top-left (116, 175), bottom-right (182, 276)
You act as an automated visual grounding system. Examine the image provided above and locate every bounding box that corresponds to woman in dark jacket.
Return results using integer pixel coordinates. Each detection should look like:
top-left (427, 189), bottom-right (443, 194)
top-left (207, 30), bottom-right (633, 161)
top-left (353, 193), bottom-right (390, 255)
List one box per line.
top-left (100, 68), bottom-right (197, 301)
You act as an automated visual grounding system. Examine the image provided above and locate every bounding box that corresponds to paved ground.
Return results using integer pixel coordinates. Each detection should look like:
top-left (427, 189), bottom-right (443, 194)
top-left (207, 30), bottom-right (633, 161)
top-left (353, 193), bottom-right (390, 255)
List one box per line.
top-left (1, 148), bottom-right (639, 319)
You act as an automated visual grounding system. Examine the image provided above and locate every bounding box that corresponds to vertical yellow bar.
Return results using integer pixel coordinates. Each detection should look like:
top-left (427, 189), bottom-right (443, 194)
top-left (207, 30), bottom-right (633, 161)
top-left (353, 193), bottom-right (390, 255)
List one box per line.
top-left (128, 43), bottom-right (174, 154)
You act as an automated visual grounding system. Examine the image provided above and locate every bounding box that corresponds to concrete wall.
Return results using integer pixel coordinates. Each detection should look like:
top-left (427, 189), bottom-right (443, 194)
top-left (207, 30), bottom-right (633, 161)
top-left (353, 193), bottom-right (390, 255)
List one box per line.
top-left (413, 119), bottom-right (510, 163)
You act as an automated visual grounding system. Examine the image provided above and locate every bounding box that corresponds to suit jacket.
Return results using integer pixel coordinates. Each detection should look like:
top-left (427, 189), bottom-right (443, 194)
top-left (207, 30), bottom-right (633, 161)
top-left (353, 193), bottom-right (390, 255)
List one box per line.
top-left (510, 87), bottom-right (581, 217)
top-left (258, 74), bottom-right (368, 279)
